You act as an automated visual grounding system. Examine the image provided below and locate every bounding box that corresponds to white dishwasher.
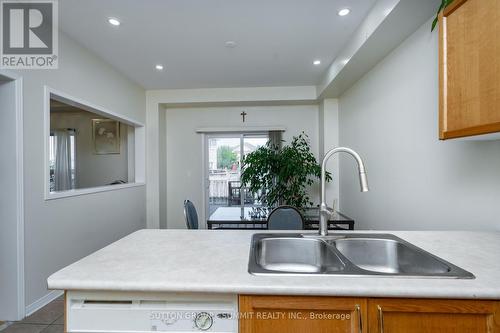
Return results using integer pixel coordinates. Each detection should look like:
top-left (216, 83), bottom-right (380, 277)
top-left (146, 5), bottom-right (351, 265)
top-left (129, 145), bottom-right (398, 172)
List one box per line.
top-left (66, 291), bottom-right (239, 333)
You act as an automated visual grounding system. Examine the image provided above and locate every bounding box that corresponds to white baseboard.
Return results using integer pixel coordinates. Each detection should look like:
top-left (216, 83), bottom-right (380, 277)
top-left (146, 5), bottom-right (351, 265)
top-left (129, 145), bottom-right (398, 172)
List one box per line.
top-left (25, 290), bottom-right (64, 317)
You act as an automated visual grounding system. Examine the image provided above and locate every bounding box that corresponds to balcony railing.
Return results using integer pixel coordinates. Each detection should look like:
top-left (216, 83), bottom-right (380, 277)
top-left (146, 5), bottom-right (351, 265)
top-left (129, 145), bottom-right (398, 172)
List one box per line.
top-left (208, 170), bottom-right (258, 206)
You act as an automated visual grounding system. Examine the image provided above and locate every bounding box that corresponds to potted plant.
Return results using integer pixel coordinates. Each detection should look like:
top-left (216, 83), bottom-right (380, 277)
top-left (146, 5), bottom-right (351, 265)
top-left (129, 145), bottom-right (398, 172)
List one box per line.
top-left (241, 132), bottom-right (331, 211)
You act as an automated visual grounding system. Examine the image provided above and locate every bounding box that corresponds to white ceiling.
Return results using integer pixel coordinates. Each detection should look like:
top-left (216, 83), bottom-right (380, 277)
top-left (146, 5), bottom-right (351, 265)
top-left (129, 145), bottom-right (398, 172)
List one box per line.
top-left (60, 0), bottom-right (377, 90)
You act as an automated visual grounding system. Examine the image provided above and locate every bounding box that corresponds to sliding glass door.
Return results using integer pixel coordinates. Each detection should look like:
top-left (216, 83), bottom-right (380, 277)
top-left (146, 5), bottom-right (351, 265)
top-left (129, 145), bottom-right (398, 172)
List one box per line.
top-left (205, 133), bottom-right (268, 217)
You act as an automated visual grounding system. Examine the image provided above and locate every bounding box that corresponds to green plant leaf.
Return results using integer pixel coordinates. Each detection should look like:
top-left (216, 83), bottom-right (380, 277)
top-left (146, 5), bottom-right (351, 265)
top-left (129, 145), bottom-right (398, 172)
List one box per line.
top-left (431, 17), bottom-right (438, 32)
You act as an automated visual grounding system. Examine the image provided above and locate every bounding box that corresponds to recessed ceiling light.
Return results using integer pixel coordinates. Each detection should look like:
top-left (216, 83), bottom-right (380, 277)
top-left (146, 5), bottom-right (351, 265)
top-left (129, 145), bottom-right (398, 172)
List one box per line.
top-left (155, 64), bottom-right (164, 71)
top-left (107, 17), bottom-right (121, 26)
top-left (225, 41), bottom-right (237, 48)
top-left (313, 60), bottom-right (321, 66)
top-left (338, 8), bottom-right (351, 16)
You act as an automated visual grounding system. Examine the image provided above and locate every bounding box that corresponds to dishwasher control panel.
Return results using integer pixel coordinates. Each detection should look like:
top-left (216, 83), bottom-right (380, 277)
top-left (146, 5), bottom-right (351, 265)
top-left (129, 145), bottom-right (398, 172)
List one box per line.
top-left (66, 291), bottom-right (238, 332)
top-left (150, 310), bottom-right (234, 331)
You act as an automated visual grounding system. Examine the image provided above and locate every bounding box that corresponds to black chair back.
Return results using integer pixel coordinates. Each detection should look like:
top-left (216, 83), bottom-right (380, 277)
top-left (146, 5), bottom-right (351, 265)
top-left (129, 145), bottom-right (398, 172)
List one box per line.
top-left (183, 200), bottom-right (199, 229)
top-left (267, 206), bottom-right (304, 230)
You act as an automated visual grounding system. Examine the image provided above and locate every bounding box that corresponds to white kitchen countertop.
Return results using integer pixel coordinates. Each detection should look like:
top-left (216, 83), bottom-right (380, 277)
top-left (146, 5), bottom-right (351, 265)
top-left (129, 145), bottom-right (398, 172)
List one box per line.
top-left (47, 229), bottom-right (500, 299)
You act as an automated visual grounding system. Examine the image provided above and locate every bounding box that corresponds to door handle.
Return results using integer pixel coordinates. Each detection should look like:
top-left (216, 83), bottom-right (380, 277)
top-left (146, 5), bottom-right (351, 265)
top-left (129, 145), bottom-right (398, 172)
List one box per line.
top-left (355, 304), bottom-right (363, 333)
top-left (377, 305), bottom-right (384, 333)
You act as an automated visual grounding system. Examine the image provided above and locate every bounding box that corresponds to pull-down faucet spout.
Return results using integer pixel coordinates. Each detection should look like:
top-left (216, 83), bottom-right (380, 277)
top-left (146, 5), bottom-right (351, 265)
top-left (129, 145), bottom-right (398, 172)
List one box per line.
top-left (319, 147), bottom-right (369, 236)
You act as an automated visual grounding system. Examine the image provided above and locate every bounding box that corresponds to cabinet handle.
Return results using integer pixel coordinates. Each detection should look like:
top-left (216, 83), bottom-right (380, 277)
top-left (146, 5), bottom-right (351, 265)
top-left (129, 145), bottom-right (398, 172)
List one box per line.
top-left (377, 305), bottom-right (384, 333)
top-left (355, 304), bottom-right (363, 333)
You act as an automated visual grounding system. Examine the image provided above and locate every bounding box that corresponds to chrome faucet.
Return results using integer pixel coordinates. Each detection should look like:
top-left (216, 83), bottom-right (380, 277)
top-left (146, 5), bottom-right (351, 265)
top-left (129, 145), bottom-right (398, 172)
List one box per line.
top-left (319, 147), bottom-right (369, 236)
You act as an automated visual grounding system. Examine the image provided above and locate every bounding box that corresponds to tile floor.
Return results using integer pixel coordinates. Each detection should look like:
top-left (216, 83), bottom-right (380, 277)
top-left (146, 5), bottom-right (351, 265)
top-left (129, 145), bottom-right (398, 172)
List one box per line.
top-left (1, 297), bottom-right (64, 333)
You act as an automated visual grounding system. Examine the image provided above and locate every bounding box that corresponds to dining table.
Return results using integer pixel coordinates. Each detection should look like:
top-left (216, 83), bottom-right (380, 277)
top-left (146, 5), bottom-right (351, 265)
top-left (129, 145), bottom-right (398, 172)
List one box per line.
top-left (207, 206), bottom-right (354, 230)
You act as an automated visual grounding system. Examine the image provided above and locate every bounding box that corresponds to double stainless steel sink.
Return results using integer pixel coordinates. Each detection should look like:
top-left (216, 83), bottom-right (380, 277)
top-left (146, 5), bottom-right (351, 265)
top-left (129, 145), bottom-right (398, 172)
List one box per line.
top-left (248, 233), bottom-right (474, 278)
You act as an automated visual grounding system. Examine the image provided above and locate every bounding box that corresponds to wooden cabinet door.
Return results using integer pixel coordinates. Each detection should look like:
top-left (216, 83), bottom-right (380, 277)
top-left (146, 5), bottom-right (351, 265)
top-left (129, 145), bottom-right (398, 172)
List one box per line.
top-left (239, 295), bottom-right (367, 333)
top-left (368, 298), bottom-right (500, 333)
top-left (439, 0), bottom-right (500, 139)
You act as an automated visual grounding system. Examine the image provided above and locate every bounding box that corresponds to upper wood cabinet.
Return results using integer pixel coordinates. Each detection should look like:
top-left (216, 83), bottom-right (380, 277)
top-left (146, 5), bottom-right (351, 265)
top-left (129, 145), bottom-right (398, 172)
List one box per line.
top-left (439, 0), bottom-right (500, 139)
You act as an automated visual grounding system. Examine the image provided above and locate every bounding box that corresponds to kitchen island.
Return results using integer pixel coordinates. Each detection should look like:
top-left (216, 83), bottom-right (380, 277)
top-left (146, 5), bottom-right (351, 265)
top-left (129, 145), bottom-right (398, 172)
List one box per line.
top-left (48, 229), bottom-right (500, 332)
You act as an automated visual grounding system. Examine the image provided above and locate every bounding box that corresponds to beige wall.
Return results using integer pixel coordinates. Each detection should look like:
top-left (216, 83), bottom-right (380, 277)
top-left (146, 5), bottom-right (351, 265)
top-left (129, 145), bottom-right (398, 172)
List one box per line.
top-left (162, 104), bottom-right (323, 229)
top-left (338, 19), bottom-right (500, 231)
top-left (14, 32), bottom-right (146, 308)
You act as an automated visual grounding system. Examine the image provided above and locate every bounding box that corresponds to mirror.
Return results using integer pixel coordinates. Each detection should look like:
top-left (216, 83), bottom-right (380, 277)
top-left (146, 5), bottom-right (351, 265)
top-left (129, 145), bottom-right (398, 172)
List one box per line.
top-left (49, 96), bottom-right (135, 193)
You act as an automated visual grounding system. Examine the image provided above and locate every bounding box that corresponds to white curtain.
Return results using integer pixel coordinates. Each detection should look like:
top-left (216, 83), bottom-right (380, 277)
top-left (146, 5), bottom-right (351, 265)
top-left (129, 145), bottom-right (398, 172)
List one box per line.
top-left (268, 130), bottom-right (282, 150)
top-left (54, 130), bottom-right (73, 191)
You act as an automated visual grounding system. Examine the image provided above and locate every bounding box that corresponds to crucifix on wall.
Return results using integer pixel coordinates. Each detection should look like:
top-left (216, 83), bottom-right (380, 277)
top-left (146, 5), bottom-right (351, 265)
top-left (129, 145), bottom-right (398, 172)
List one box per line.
top-left (240, 111), bottom-right (247, 122)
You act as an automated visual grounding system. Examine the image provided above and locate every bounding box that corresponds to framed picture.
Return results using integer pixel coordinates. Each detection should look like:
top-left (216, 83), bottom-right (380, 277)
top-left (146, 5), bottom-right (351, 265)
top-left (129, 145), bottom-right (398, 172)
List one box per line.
top-left (92, 119), bottom-right (120, 154)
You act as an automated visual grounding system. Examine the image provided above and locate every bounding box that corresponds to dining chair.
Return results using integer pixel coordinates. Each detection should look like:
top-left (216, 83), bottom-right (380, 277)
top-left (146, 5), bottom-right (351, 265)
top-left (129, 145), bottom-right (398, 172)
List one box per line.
top-left (183, 199), bottom-right (199, 229)
top-left (267, 205), bottom-right (304, 230)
